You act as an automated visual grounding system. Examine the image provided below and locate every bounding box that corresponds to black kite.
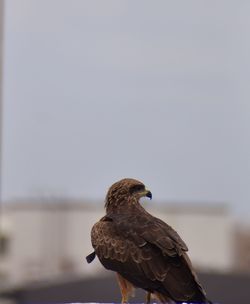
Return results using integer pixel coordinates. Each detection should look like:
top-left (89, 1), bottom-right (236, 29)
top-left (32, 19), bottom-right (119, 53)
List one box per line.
top-left (86, 178), bottom-right (210, 303)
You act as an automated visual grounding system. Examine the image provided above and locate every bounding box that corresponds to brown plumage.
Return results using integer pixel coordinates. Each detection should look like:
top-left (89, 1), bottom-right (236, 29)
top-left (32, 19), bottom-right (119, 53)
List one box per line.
top-left (86, 178), bottom-right (210, 303)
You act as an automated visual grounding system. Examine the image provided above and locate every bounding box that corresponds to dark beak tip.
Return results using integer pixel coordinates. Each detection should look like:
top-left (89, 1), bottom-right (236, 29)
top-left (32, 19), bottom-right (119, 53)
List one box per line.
top-left (146, 191), bottom-right (152, 200)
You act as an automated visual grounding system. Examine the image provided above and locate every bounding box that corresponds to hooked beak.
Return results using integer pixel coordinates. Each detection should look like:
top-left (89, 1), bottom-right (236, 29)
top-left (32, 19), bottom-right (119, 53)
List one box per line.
top-left (146, 190), bottom-right (152, 200)
top-left (138, 188), bottom-right (152, 201)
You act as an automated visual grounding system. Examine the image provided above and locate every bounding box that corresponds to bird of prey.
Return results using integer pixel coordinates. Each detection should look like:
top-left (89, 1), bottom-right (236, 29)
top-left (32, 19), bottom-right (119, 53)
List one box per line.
top-left (86, 178), bottom-right (210, 303)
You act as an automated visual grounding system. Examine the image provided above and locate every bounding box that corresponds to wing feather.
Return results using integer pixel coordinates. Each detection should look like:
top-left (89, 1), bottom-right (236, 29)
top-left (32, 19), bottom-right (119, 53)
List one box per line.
top-left (91, 213), bottom-right (207, 303)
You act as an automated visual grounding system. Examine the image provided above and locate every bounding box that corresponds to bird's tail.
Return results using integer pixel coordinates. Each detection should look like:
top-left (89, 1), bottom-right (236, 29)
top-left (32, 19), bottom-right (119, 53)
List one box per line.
top-left (156, 294), bottom-right (212, 304)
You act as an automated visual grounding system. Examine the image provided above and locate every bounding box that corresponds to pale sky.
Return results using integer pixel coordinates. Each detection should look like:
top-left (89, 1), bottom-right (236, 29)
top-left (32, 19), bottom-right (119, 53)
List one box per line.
top-left (2, 1), bottom-right (250, 218)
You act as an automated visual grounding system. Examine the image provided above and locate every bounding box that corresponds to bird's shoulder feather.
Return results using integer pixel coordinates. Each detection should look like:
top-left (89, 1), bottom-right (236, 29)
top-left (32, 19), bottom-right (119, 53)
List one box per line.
top-left (105, 211), bottom-right (188, 257)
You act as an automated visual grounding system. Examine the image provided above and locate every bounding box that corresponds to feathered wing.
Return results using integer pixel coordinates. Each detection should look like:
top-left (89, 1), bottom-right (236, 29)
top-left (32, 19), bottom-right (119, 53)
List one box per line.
top-left (91, 213), bottom-right (207, 303)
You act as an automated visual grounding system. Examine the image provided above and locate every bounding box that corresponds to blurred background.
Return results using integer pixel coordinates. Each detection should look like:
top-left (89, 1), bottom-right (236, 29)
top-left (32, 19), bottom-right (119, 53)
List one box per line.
top-left (0, 1), bottom-right (250, 303)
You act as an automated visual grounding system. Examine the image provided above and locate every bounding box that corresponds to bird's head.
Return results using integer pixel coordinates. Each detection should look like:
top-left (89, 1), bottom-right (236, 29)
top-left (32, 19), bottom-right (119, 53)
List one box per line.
top-left (105, 178), bottom-right (152, 212)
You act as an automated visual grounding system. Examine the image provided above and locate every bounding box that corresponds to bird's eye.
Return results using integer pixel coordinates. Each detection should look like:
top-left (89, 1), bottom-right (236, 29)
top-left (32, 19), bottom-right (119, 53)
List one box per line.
top-left (129, 184), bottom-right (145, 194)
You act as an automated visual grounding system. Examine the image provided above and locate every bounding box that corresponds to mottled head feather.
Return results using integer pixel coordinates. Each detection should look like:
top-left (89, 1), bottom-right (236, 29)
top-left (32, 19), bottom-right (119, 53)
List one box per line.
top-left (105, 178), bottom-right (146, 211)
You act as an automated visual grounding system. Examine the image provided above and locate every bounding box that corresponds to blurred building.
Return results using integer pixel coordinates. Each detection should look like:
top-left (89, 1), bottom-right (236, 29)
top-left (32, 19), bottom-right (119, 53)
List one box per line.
top-left (233, 225), bottom-right (250, 272)
top-left (0, 199), bottom-right (234, 286)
